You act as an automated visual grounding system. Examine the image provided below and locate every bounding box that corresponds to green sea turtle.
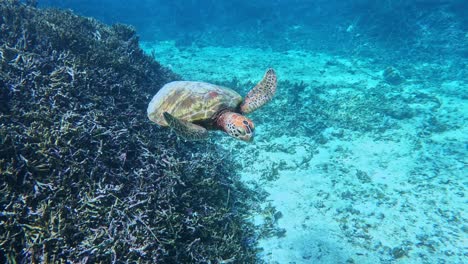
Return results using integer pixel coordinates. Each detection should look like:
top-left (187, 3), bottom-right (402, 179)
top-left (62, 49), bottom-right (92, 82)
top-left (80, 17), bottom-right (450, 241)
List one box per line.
top-left (147, 68), bottom-right (277, 141)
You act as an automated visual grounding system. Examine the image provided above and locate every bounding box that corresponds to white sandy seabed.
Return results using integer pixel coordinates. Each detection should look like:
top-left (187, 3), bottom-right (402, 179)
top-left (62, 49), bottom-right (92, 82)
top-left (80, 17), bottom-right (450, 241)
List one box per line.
top-left (141, 41), bottom-right (467, 264)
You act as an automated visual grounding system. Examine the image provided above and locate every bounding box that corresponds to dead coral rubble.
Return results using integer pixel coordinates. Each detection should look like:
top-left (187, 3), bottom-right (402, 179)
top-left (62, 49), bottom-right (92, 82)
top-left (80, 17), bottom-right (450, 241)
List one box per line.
top-left (0, 1), bottom-right (257, 263)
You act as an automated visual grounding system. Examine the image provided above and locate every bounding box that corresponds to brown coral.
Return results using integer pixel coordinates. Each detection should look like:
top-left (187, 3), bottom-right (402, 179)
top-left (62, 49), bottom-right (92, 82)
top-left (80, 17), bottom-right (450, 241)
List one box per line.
top-left (0, 1), bottom-right (258, 263)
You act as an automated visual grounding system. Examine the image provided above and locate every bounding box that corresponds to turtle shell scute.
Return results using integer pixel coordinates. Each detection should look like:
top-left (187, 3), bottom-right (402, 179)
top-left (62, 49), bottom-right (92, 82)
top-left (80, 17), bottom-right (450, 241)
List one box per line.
top-left (147, 81), bottom-right (243, 126)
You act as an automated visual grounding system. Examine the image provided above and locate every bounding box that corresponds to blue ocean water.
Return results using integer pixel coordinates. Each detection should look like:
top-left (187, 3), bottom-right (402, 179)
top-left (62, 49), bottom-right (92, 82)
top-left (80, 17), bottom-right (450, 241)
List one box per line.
top-left (31, 0), bottom-right (468, 263)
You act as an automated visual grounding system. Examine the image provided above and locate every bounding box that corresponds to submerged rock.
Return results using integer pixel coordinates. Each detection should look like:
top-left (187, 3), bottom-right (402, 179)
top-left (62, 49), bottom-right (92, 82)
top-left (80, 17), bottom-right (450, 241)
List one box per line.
top-left (383, 66), bottom-right (404, 85)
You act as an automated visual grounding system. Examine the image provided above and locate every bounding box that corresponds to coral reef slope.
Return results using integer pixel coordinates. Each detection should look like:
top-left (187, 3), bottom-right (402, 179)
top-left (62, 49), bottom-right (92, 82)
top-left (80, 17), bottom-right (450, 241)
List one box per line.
top-left (0, 1), bottom-right (257, 263)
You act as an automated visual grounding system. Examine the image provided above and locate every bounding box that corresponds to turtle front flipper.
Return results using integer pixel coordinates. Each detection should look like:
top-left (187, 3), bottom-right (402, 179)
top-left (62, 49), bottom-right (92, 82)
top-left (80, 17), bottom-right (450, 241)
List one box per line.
top-left (240, 68), bottom-right (277, 114)
top-left (163, 112), bottom-right (208, 141)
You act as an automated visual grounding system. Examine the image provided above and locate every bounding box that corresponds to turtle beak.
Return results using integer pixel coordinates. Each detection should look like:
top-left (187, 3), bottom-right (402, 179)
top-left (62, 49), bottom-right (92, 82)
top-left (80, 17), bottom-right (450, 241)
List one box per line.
top-left (242, 126), bottom-right (254, 142)
top-left (240, 134), bottom-right (253, 142)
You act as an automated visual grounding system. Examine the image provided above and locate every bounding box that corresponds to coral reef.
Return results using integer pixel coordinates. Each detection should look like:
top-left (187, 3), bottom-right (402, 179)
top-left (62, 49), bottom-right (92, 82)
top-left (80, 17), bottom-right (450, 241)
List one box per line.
top-left (382, 66), bottom-right (404, 85)
top-left (0, 1), bottom-right (257, 263)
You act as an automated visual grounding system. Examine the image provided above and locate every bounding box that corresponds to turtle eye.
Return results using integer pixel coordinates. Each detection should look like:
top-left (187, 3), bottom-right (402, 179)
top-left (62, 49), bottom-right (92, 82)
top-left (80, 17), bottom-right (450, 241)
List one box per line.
top-left (243, 120), bottom-right (249, 125)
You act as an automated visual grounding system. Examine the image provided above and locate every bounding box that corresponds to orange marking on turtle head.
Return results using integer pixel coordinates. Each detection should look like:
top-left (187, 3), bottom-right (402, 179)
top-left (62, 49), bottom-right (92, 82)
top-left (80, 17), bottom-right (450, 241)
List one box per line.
top-left (218, 112), bottom-right (254, 142)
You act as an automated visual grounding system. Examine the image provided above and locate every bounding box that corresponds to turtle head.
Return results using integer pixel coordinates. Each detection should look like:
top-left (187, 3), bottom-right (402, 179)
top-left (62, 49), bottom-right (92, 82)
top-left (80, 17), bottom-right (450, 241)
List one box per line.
top-left (217, 112), bottom-right (254, 142)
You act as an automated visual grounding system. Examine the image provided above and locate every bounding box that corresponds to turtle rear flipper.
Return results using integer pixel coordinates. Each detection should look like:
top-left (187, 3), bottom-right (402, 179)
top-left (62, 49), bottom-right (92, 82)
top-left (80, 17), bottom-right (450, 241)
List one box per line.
top-left (240, 68), bottom-right (277, 114)
top-left (163, 112), bottom-right (208, 141)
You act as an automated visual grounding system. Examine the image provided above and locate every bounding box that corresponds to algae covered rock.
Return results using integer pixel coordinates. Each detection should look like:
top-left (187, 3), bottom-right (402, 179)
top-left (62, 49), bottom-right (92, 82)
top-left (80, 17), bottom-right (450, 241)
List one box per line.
top-left (383, 66), bottom-right (404, 85)
top-left (0, 1), bottom-right (257, 263)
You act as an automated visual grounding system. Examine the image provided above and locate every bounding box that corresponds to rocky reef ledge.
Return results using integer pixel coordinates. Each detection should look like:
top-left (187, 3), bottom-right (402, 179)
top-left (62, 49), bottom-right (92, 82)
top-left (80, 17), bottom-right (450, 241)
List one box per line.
top-left (0, 1), bottom-right (257, 262)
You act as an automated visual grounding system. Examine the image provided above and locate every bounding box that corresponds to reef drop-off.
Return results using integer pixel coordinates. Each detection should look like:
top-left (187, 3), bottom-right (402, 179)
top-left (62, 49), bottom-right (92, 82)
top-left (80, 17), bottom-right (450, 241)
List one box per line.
top-left (0, 1), bottom-right (258, 263)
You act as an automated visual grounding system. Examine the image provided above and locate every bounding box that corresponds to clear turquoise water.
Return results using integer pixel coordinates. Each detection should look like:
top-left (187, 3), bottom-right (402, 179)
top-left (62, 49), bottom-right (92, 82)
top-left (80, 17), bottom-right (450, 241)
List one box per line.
top-left (38, 1), bottom-right (468, 263)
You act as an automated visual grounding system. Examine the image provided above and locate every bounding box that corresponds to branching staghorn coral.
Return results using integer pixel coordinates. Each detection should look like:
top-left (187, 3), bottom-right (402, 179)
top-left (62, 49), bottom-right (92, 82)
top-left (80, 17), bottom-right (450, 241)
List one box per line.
top-left (0, 1), bottom-right (259, 263)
